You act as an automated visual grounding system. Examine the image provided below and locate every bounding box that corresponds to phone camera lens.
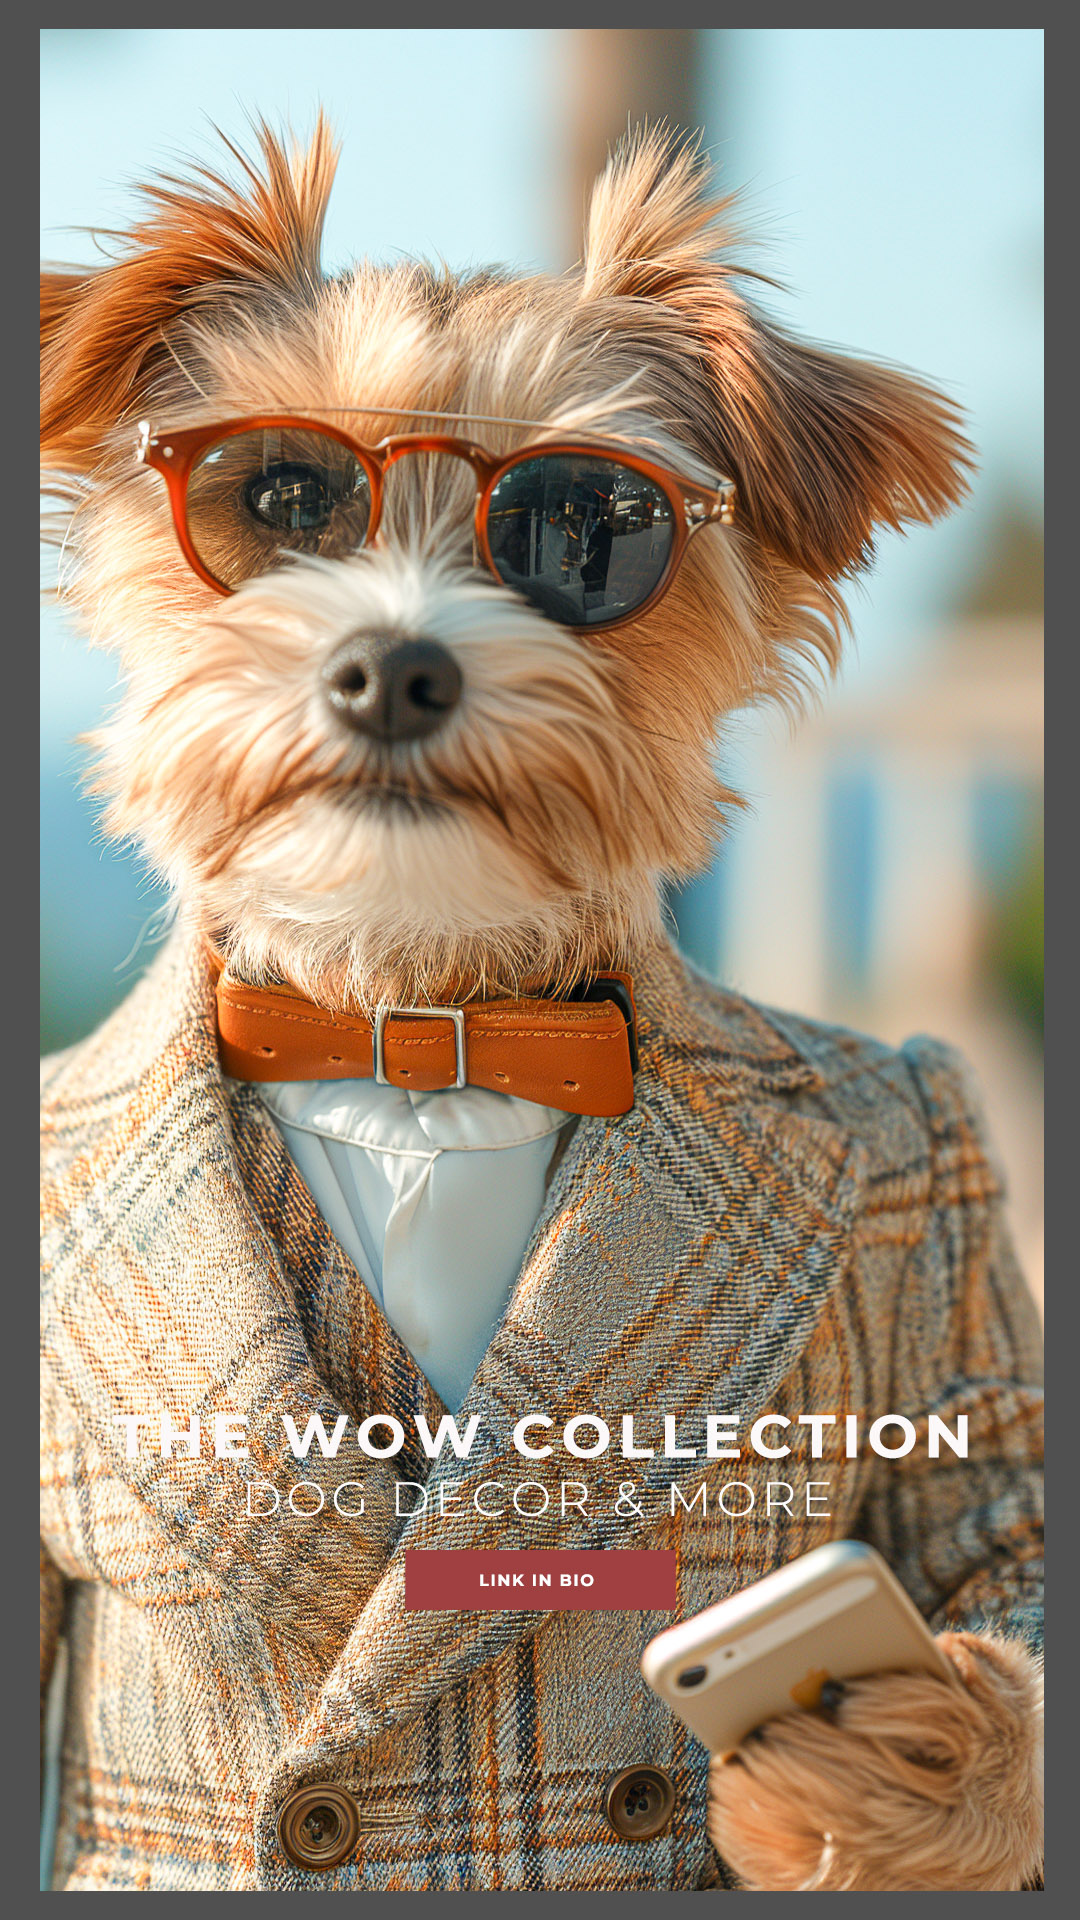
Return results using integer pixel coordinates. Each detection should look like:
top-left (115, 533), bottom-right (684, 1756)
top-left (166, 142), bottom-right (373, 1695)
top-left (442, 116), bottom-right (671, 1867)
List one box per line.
top-left (676, 1664), bottom-right (708, 1689)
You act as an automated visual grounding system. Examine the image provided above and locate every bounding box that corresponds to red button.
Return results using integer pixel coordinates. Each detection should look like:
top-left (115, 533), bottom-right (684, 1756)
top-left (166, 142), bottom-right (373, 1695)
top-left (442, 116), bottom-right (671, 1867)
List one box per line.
top-left (404, 1549), bottom-right (675, 1610)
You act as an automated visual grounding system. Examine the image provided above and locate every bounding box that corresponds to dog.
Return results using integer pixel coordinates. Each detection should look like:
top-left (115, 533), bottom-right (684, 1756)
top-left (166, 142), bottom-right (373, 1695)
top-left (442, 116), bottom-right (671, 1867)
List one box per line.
top-left (40, 119), bottom-right (1043, 1892)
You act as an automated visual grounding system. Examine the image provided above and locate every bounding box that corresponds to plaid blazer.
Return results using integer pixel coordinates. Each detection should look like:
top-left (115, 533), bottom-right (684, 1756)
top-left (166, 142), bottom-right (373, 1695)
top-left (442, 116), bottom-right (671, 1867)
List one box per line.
top-left (40, 934), bottom-right (1043, 1892)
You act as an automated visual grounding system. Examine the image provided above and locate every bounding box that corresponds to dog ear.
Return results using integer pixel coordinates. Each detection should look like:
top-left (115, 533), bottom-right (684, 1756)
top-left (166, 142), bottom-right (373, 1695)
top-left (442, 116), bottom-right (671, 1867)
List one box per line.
top-left (582, 127), bottom-right (972, 581)
top-left (40, 115), bottom-right (339, 473)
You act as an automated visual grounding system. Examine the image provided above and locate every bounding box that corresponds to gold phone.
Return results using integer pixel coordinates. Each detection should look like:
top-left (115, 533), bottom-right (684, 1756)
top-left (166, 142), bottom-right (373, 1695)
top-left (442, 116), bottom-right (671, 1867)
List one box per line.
top-left (640, 1540), bottom-right (955, 1756)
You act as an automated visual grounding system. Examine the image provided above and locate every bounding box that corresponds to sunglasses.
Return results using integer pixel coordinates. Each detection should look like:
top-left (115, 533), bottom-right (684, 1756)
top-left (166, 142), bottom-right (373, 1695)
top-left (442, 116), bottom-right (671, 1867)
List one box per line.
top-left (136, 412), bottom-right (737, 632)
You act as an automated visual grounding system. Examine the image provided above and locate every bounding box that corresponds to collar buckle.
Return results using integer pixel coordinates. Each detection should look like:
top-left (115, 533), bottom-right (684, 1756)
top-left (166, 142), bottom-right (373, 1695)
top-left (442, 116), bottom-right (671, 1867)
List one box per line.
top-left (373, 1004), bottom-right (468, 1091)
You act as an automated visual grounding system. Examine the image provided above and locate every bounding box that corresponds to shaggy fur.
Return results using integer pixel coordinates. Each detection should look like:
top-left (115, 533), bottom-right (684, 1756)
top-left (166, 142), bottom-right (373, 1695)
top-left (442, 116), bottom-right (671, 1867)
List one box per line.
top-left (708, 1631), bottom-right (1044, 1891)
top-left (40, 119), bottom-right (1040, 1889)
top-left (41, 116), bottom-right (970, 1010)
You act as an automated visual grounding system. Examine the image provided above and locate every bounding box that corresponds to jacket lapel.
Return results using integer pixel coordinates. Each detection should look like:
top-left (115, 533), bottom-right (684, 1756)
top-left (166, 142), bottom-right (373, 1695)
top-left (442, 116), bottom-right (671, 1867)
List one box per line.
top-left (268, 941), bottom-right (868, 1781)
top-left (41, 936), bottom-right (444, 1663)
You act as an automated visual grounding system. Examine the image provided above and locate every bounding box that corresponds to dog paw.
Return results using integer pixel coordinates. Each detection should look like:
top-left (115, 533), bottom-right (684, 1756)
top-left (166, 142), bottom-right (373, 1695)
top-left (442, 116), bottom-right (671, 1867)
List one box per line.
top-left (706, 1631), bottom-right (1043, 1891)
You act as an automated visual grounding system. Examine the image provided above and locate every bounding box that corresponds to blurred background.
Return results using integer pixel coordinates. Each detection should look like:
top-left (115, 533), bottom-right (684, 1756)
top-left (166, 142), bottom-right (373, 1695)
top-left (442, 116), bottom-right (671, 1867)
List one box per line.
top-left (40, 29), bottom-right (1043, 1303)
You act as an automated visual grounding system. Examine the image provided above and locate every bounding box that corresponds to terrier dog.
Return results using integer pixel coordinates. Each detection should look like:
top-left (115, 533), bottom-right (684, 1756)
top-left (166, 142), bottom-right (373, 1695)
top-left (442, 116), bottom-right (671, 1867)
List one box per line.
top-left (40, 121), bottom-right (1042, 1893)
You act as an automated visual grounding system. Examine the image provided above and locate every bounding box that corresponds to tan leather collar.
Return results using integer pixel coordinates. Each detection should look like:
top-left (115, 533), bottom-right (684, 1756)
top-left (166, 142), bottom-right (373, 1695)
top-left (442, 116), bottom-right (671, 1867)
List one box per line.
top-left (207, 946), bottom-right (638, 1118)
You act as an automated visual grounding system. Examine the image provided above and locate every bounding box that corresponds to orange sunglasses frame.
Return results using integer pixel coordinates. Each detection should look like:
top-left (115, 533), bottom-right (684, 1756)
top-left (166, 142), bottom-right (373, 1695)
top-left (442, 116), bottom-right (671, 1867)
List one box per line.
top-left (136, 415), bottom-right (737, 631)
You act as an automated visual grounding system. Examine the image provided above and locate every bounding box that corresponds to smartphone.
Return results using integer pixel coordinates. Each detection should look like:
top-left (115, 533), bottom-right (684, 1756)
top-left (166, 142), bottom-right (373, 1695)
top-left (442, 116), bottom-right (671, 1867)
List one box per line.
top-left (640, 1540), bottom-right (955, 1756)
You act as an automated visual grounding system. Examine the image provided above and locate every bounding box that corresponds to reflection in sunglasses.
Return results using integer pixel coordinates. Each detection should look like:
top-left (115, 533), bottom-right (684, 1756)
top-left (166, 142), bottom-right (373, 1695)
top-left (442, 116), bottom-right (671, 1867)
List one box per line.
top-left (486, 456), bottom-right (677, 627)
top-left (137, 415), bottom-right (735, 624)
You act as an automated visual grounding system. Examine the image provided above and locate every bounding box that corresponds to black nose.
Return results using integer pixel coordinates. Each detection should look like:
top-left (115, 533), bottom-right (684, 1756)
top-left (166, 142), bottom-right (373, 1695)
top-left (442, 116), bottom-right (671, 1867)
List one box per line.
top-left (322, 631), bottom-right (462, 742)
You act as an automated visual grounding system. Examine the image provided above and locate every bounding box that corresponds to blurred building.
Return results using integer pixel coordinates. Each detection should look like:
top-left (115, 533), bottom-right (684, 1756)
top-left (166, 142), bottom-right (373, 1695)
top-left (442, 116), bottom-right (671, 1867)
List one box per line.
top-left (674, 516), bottom-right (1044, 1306)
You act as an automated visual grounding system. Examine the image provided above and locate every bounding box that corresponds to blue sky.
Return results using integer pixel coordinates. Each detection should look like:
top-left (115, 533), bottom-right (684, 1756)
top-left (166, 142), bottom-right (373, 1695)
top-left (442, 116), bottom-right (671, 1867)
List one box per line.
top-left (40, 30), bottom-right (565, 275)
top-left (712, 29), bottom-right (1043, 644)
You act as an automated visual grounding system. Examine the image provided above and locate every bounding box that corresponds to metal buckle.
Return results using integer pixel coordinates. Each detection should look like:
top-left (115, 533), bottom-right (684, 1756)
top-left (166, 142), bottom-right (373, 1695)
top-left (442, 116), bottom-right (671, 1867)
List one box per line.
top-left (372, 1004), bottom-right (468, 1090)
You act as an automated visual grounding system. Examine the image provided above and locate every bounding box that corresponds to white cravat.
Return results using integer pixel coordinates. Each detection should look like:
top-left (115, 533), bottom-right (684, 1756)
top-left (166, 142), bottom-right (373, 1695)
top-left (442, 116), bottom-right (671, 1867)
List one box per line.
top-left (256, 1078), bottom-right (573, 1409)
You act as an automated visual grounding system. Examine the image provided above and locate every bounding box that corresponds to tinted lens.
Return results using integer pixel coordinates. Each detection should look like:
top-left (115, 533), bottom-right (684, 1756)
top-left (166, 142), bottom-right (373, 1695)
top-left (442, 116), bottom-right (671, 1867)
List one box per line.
top-left (485, 454), bottom-right (676, 626)
top-left (186, 426), bottom-right (372, 589)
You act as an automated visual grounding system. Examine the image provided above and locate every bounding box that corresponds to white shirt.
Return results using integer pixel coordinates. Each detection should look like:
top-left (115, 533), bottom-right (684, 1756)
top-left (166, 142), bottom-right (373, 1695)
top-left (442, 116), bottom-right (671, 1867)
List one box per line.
top-left (257, 1078), bottom-right (574, 1409)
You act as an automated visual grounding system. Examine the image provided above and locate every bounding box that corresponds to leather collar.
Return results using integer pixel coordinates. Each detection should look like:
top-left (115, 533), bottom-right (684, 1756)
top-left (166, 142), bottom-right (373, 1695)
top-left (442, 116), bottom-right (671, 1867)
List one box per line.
top-left (207, 944), bottom-right (639, 1118)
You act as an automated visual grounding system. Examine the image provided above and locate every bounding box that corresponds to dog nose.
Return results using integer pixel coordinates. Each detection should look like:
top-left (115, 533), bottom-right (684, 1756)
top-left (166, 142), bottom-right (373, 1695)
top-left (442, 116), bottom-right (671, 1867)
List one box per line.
top-left (322, 631), bottom-right (463, 742)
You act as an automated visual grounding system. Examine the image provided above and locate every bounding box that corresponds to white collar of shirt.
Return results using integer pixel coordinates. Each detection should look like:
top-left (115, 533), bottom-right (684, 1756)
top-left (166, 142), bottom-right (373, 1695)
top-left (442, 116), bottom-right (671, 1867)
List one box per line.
top-left (255, 1077), bottom-right (574, 1410)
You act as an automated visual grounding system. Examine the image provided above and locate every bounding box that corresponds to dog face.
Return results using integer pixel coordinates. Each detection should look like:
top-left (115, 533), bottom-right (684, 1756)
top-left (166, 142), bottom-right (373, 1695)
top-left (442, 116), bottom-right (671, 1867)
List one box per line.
top-left (41, 119), bottom-right (969, 1009)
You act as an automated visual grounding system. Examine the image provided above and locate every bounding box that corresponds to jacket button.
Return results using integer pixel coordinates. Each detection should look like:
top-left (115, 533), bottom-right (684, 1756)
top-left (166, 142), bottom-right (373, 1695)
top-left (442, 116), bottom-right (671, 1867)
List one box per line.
top-left (603, 1765), bottom-right (676, 1839)
top-left (278, 1784), bottom-right (361, 1870)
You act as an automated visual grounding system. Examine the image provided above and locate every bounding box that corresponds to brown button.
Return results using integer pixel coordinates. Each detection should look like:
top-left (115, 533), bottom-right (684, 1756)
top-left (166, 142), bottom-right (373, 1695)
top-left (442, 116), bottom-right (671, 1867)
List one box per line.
top-left (603, 1765), bottom-right (676, 1840)
top-left (278, 1784), bottom-right (361, 1870)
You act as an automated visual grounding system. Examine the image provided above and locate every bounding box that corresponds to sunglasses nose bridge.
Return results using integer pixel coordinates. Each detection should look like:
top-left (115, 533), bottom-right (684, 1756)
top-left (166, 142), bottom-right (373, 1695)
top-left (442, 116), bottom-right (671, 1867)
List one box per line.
top-left (374, 439), bottom-right (488, 549)
top-left (380, 437), bottom-right (487, 476)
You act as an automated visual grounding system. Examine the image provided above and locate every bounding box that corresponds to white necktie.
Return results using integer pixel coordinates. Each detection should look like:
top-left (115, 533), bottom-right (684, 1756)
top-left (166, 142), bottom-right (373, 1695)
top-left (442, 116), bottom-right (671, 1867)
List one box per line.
top-left (257, 1078), bottom-right (573, 1409)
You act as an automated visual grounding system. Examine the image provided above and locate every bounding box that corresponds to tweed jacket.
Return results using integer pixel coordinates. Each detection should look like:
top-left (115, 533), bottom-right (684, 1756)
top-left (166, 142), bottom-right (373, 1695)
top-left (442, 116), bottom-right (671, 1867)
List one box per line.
top-left (40, 933), bottom-right (1043, 1893)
